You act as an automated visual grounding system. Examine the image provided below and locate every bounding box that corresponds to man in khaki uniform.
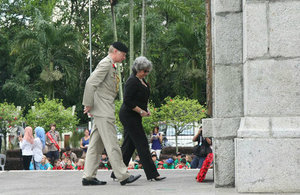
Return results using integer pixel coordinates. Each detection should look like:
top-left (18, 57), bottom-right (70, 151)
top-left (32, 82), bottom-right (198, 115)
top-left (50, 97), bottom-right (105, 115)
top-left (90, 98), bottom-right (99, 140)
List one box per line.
top-left (82, 42), bottom-right (141, 186)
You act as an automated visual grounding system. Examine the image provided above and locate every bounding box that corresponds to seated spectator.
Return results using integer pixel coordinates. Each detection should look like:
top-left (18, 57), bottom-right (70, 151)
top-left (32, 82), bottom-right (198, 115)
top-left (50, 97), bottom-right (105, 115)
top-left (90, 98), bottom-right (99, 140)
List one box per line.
top-left (174, 152), bottom-right (182, 167)
top-left (181, 154), bottom-right (191, 169)
top-left (134, 161), bottom-right (143, 169)
top-left (64, 158), bottom-right (75, 170)
top-left (61, 156), bottom-right (68, 168)
top-left (163, 158), bottom-right (175, 169)
top-left (75, 158), bottom-right (85, 170)
top-left (40, 155), bottom-right (52, 170)
top-left (53, 159), bottom-right (63, 170)
top-left (100, 152), bottom-right (108, 164)
top-left (106, 161), bottom-right (112, 170)
top-left (157, 161), bottom-right (165, 169)
top-left (62, 146), bottom-right (77, 163)
top-left (133, 155), bottom-right (140, 164)
top-left (128, 161), bottom-right (135, 169)
top-left (99, 162), bottom-right (108, 170)
top-left (151, 153), bottom-right (159, 168)
top-left (175, 158), bottom-right (190, 169)
top-left (185, 155), bottom-right (193, 164)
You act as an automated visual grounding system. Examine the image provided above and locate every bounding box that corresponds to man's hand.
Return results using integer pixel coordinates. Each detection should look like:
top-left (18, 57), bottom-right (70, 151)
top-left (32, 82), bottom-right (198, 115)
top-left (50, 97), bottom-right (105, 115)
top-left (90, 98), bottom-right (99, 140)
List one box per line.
top-left (84, 106), bottom-right (92, 114)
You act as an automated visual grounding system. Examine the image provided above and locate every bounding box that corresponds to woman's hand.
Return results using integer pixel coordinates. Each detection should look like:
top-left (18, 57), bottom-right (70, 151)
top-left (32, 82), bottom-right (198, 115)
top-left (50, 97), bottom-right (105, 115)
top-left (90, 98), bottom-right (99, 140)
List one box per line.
top-left (140, 110), bottom-right (149, 117)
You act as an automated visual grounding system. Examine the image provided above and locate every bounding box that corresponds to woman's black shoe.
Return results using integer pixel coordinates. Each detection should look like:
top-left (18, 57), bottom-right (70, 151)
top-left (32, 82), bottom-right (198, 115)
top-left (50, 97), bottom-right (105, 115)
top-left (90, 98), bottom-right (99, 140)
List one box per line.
top-left (111, 172), bottom-right (117, 181)
top-left (150, 176), bottom-right (166, 181)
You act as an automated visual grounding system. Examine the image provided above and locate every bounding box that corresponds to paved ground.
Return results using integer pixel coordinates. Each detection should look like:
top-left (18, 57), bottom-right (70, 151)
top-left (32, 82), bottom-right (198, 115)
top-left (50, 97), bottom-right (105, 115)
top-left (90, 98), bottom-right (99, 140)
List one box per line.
top-left (0, 169), bottom-right (297, 195)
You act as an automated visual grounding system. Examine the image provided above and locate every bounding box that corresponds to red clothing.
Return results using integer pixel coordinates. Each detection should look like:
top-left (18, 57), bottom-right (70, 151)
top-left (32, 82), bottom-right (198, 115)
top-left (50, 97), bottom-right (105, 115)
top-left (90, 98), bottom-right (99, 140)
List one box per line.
top-left (53, 166), bottom-right (63, 170)
top-left (176, 164), bottom-right (188, 169)
top-left (77, 166), bottom-right (84, 170)
top-left (65, 165), bottom-right (74, 170)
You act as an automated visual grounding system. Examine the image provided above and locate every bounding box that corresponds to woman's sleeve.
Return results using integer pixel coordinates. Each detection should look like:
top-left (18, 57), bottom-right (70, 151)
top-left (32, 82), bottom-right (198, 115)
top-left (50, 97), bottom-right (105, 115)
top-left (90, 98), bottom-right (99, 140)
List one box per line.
top-left (123, 78), bottom-right (138, 110)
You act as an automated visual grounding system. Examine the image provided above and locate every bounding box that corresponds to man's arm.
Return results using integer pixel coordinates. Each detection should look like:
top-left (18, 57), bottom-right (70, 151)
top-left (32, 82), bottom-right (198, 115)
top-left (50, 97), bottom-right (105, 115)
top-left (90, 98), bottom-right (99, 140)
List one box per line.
top-left (82, 61), bottom-right (111, 108)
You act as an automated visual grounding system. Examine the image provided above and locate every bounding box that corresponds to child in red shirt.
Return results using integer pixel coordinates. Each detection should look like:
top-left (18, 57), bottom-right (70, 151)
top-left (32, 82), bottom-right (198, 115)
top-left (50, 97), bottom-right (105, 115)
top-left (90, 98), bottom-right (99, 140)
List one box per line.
top-left (64, 158), bottom-right (74, 170)
top-left (53, 159), bottom-right (63, 170)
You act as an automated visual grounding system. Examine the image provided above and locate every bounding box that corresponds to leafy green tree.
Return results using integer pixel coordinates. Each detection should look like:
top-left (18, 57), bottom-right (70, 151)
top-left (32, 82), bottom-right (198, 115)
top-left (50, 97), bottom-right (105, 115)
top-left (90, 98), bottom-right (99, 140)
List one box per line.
top-left (10, 10), bottom-right (86, 99)
top-left (158, 96), bottom-right (206, 152)
top-left (0, 102), bottom-right (24, 152)
top-left (25, 97), bottom-right (79, 134)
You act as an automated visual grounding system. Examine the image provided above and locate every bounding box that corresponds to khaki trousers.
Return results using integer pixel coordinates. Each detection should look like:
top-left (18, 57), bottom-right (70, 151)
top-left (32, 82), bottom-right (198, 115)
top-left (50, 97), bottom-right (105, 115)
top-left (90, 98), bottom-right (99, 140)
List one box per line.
top-left (83, 116), bottom-right (129, 181)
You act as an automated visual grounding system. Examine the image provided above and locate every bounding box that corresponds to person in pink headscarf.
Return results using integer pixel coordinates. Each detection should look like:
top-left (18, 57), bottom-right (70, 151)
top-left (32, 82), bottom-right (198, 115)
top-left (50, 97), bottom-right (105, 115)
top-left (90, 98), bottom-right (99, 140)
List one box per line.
top-left (18, 126), bottom-right (34, 170)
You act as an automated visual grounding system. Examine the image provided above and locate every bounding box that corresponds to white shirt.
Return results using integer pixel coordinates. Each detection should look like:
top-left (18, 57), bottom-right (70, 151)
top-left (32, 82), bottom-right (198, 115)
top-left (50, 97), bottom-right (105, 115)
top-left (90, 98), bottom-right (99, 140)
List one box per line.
top-left (33, 138), bottom-right (43, 163)
top-left (19, 140), bottom-right (33, 156)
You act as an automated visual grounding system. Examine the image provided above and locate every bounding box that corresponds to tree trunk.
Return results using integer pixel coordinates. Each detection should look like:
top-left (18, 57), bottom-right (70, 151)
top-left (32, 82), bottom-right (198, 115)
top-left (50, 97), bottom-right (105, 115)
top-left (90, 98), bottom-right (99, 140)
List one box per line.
top-left (49, 61), bottom-right (54, 99)
top-left (141, 0), bottom-right (146, 56)
top-left (206, 0), bottom-right (213, 117)
top-left (192, 59), bottom-right (198, 99)
top-left (129, 0), bottom-right (134, 74)
top-left (111, 5), bottom-right (123, 100)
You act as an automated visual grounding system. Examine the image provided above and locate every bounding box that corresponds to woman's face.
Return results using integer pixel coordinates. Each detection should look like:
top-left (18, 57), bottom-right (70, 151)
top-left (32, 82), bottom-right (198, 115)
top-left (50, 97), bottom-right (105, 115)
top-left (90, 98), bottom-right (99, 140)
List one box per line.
top-left (136, 69), bottom-right (150, 79)
top-left (154, 128), bottom-right (158, 134)
top-left (84, 129), bottom-right (89, 136)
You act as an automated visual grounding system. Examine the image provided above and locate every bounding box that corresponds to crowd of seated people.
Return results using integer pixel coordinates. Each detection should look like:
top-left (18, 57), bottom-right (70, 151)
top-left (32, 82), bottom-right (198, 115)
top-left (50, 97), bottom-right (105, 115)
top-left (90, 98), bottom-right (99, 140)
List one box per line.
top-left (27, 146), bottom-right (211, 171)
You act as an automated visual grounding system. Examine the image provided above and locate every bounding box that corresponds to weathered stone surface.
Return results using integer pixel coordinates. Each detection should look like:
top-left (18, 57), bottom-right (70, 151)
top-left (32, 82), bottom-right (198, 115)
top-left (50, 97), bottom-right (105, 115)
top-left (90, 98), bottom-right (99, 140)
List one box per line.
top-left (244, 2), bottom-right (268, 59)
top-left (214, 139), bottom-right (235, 187)
top-left (215, 0), bottom-right (242, 13)
top-left (235, 138), bottom-right (300, 192)
top-left (269, 1), bottom-right (300, 57)
top-left (237, 117), bottom-right (270, 137)
top-left (214, 65), bottom-right (243, 118)
top-left (203, 118), bottom-right (240, 138)
top-left (213, 118), bottom-right (240, 138)
top-left (238, 117), bottom-right (300, 138)
top-left (271, 117), bottom-right (300, 137)
top-left (244, 59), bottom-right (300, 116)
top-left (215, 13), bottom-right (243, 64)
top-left (202, 118), bottom-right (213, 137)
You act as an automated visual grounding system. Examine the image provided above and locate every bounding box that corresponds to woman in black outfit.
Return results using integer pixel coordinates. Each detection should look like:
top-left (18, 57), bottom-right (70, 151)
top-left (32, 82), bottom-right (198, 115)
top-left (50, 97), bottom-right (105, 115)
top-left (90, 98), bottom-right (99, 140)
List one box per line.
top-left (117, 56), bottom-right (165, 181)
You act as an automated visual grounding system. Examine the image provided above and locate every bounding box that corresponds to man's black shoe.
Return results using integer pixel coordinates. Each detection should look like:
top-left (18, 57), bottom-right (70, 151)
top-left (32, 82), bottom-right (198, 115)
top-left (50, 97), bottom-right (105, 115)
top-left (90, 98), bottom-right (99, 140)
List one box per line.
top-left (82, 178), bottom-right (107, 186)
top-left (120, 174), bottom-right (141, 186)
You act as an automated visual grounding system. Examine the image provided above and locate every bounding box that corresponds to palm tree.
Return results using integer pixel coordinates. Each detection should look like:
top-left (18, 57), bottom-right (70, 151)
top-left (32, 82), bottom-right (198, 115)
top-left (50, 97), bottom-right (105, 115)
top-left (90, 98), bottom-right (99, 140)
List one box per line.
top-left (141, 0), bottom-right (146, 56)
top-left (10, 10), bottom-right (86, 99)
top-left (109, 0), bottom-right (124, 100)
top-left (129, 0), bottom-right (134, 73)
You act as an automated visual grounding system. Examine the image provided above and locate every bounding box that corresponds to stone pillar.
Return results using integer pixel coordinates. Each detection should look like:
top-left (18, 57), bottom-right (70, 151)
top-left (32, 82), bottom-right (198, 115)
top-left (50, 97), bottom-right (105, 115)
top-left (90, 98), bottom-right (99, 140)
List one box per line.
top-left (203, 0), bottom-right (243, 187)
top-left (235, 0), bottom-right (300, 192)
top-left (203, 0), bottom-right (300, 192)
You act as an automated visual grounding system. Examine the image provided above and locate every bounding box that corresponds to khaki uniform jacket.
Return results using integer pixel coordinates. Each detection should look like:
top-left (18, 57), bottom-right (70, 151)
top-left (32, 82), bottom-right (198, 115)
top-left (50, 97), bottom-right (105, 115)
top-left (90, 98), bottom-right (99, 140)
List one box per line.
top-left (82, 55), bottom-right (118, 119)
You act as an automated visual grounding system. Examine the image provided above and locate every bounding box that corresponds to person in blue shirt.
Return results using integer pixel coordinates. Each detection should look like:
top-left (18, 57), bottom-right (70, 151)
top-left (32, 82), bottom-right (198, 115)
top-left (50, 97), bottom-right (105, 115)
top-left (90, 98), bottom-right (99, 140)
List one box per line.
top-left (150, 126), bottom-right (163, 160)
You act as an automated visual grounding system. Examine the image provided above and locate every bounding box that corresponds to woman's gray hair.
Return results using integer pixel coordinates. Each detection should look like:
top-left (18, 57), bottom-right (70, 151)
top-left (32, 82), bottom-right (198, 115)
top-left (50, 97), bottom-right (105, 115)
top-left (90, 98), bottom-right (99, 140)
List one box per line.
top-left (132, 56), bottom-right (152, 75)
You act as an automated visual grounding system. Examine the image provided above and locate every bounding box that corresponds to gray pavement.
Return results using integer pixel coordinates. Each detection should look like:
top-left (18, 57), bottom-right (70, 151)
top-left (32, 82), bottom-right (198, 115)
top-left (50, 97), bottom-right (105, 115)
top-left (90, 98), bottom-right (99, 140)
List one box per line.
top-left (0, 169), bottom-right (296, 195)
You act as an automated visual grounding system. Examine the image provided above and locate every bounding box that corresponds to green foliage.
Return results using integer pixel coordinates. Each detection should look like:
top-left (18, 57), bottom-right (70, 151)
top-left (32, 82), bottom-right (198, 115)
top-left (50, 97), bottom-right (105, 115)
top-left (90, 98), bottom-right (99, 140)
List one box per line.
top-left (0, 102), bottom-right (24, 152)
top-left (114, 100), bottom-right (123, 133)
top-left (158, 96), bottom-right (206, 151)
top-left (25, 97), bottom-right (79, 133)
top-left (69, 129), bottom-right (84, 148)
top-left (0, 102), bottom-right (24, 131)
top-left (0, 0), bottom-right (207, 126)
top-left (142, 102), bottom-right (160, 135)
